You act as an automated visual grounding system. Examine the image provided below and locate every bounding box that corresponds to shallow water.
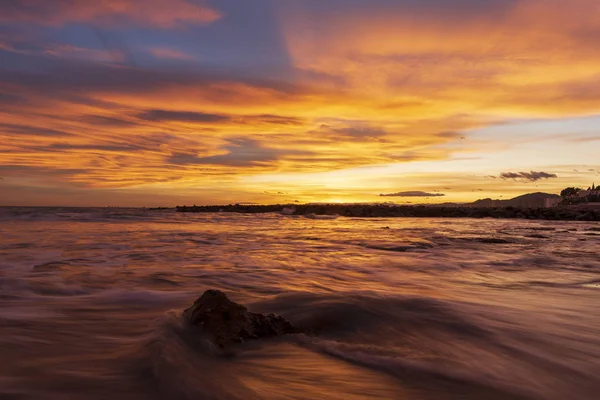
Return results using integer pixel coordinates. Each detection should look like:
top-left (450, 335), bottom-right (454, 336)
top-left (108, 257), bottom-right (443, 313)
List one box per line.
top-left (1, 207), bottom-right (599, 399)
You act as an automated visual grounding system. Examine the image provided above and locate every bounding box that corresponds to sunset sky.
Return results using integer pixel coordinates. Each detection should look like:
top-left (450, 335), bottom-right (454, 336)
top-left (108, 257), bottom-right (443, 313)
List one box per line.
top-left (1, 0), bottom-right (599, 206)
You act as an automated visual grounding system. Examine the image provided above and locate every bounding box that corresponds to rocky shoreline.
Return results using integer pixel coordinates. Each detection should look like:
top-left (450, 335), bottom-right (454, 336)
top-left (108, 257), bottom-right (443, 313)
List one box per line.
top-left (175, 204), bottom-right (600, 221)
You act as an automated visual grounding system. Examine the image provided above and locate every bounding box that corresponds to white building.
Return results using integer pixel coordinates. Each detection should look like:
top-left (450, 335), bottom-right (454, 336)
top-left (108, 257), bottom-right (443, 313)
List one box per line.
top-left (574, 184), bottom-right (599, 199)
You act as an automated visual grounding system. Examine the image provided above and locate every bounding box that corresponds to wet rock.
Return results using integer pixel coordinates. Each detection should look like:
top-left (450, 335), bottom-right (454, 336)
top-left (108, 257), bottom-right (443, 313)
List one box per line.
top-left (184, 290), bottom-right (299, 348)
top-left (490, 209), bottom-right (508, 218)
top-left (576, 213), bottom-right (593, 221)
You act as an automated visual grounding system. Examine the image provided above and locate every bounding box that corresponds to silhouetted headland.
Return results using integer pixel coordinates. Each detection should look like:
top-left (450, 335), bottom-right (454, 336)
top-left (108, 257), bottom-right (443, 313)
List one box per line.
top-left (176, 203), bottom-right (600, 221)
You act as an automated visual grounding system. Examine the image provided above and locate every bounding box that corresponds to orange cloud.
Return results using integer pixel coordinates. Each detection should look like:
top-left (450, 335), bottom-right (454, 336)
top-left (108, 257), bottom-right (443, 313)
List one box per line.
top-left (277, 0), bottom-right (600, 118)
top-left (0, 0), bottom-right (221, 28)
top-left (1, 51), bottom-right (589, 200)
top-left (2, 0), bottom-right (600, 206)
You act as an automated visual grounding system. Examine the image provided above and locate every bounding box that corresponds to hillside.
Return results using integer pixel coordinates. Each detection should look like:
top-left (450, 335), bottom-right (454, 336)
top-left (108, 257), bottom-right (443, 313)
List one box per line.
top-left (469, 192), bottom-right (560, 208)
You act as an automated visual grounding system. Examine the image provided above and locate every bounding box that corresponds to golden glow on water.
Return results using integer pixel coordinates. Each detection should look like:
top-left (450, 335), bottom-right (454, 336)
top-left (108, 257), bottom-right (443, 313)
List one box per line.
top-left (1, 210), bottom-right (600, 399)
top-left (236, 343), bottom-right (415, 400)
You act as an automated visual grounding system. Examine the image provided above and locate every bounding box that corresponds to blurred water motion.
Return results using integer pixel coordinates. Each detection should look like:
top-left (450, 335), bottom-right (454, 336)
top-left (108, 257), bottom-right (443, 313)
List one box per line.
top-left (1, 207), bottom-right (599, 399)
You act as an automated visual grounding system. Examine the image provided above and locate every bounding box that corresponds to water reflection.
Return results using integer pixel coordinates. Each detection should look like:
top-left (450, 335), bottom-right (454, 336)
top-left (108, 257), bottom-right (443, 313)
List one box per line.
top-left (0, 209), bottom-right (599, 399)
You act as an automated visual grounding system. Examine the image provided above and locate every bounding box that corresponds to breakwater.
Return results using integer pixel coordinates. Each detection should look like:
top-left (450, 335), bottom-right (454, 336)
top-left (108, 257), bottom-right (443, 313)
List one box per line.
top-left (175, 204), bottom-right (600, 221)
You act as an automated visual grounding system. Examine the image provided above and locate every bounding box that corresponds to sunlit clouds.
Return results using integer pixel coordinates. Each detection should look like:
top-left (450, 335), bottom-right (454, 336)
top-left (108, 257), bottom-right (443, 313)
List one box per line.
top-left (1, 0), bottom-right (599, 206)
top-left (0, 0), bottom-right (220, 28)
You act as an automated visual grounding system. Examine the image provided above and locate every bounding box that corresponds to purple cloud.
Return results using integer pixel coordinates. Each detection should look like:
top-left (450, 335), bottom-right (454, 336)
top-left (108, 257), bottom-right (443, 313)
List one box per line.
top-left (499, 171), bottom-right (558, 182)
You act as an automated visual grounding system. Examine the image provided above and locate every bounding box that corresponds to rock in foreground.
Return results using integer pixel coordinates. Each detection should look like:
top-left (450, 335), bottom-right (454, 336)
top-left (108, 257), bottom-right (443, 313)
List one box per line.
top-left (184, 290), bottom-right (300, 348)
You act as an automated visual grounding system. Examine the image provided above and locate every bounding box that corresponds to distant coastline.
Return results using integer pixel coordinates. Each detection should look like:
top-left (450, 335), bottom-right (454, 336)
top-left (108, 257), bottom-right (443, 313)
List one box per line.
top-left (170, 190), bottom-right (600, 221)
top-left (174, 203), bottom-right (600, 221)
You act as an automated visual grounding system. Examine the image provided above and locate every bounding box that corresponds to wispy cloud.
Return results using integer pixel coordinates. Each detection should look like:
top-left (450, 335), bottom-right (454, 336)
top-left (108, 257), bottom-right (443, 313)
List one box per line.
top-left (167, 138), bottom-right (312, 168)
top-left (136, 109), bottom-right (304, 126)
top-left (0, 0), bottom-right (221, 28)
top-left (147, 47), bottom-right (196, 61)
top-left (0, 123), bottom-right (74, 137)
top-left (138, 110), bottom-right (230, 124)
top-left (43, 44), bottom-right (126, 63)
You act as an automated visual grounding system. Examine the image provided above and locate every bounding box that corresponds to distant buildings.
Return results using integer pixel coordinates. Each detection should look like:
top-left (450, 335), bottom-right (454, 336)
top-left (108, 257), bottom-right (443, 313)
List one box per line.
top-left (561, 183), bottom-right (600, 204)
top-left (577, 183), bottom-right (600, 198)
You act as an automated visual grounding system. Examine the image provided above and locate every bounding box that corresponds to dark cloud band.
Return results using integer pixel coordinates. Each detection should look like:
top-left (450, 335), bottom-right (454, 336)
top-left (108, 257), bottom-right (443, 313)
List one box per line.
top-left (380, 191), bottom-right (445, 197)
top-left (499, 171), bottom-right (558, 182)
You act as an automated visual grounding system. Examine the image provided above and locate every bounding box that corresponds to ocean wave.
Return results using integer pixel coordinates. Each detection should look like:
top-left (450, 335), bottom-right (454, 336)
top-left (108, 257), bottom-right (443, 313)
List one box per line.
top-left (304, 213), bottom-right (340, 220)
top-left (298, 338), bottom-right (534, 399)
top-left (250, 292), bottom-right (491, 342)
top-left (125, 311), bottom-right (264, 400)
top-left (2, 210), bottom-right (600, 399)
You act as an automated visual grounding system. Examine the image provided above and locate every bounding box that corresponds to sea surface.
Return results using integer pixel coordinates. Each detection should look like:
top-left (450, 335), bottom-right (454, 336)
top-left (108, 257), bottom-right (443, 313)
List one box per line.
top-left (1, 207), bottom-right (599, 400)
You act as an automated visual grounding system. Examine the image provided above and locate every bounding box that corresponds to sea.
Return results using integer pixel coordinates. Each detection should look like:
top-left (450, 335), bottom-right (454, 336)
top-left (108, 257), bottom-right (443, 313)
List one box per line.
top-left (1, 207), bottom-right (599, 400)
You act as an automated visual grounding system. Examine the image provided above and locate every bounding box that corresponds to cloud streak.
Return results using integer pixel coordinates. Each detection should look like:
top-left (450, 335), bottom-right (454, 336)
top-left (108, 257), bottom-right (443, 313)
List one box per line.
top-left (167, 138), bottom-right (312, 167)
top-left (137, 109), bottom-right (305, 126)
top-left (0, 0), bottom-right (220, 28)
top-left (499, 171), bottom-right (558, 182)
top-left (138, 110), bottom-right (230, 124)
top-left (380, 191), bottom-right (446, 197)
